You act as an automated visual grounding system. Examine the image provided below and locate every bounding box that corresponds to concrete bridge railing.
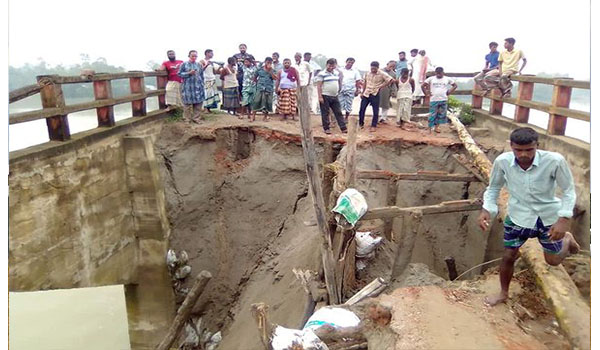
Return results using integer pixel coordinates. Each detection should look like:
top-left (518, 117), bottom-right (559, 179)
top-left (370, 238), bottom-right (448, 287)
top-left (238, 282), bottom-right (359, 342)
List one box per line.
top-left (9, 70), bottom-right (171, 142)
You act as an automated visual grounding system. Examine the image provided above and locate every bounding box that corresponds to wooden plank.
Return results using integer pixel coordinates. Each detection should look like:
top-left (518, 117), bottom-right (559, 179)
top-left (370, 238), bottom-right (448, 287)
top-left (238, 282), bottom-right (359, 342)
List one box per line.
top-left (93, 80), bottom-right (115, 127)
top-left (345, 115), bottom-right (359, 188)
top-left (362, 199), bottom-right (481, 220)
top-left (46, 71), bottom-right (147, 84)
top-left (357, 169), bottom-right (480, 182)
top-left (553, 79), bottom-right (590, 89)
top-left (520, 241), bottom-right (590, 349)
top-left (298, 86), bottom-right (340, 305)
top-left (451, 154), bottom-right (488, 184)
top-left (383, 179), bottom-right (398, 240)
top-left (391, 211), bottom-right (423, 278)
top-left (451, 89), bottom-right (472, 96)
top-left (155, 271), bottom-right (212, 350)
top-left (9, 83), bottom-right (43, 103)
top-left (510, 75), bottom-right (556, 85)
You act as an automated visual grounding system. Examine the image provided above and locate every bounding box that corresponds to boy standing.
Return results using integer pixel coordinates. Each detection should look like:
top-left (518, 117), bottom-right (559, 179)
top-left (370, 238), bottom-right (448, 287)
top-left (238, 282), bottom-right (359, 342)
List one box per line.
top-left (241, 58), bottom-right (258, 119)
top-left (251, 57), bottom-right (277, 122)
top-left (396, 68), bottom-right (415, 130)
top-left (421, 67), bottom-right (457, 134)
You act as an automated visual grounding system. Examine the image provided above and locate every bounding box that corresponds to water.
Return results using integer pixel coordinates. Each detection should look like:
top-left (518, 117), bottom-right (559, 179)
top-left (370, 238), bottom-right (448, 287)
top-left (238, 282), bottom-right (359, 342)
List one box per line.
top-left (9, 285), bottom-right (131, 350)
top-left (9, 95), bottom-right (160, 152)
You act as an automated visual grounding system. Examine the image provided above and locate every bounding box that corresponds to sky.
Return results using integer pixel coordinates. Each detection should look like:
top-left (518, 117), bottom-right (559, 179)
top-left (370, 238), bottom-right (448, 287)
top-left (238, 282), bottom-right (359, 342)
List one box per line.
top-left (7, 0), bottom-right (591, 79)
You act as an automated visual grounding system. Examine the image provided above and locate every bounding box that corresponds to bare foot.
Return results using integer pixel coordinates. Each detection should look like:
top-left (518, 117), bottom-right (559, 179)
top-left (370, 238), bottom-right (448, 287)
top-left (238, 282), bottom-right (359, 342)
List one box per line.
top-left (565, 232), bottom-right (581, 254)
top-left (369, 127), bottom-right (376, 132)
top-left (484, 292), bottom-right (508, 306)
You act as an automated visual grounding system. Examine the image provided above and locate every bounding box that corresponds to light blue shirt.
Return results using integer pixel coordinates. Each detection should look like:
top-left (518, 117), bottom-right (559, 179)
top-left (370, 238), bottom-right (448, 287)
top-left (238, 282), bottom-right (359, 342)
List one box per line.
top-left (482, 150), bottom-right (576, 228)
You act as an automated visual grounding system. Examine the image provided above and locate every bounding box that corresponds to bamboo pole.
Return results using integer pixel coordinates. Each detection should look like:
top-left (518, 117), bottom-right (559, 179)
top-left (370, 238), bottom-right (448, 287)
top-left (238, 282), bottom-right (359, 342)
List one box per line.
top-left (155, 271), bottom-right (212, 350)
top-left (345, 115), bottom-right (359, 188)
top-left (298, 86), bottom-right (340, 304)
top-left (391, 211), bottom-right (423, 279)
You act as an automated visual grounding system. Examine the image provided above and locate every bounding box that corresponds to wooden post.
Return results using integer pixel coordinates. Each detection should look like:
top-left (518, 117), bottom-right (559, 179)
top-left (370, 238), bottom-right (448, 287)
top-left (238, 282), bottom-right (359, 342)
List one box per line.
top-left (383, 179), bottom-right (398, 241)
top-left (297, 86), bottom-right (340, 305)
top-left (93, 79), bottom-right (115, 127)
top-left (37, 75), bottom-right (70, 141)
top-left (548, 80), bottom-right (572, 135)
top-left (489, 90), bottom-right (503, 115)
top-left (345, 115), bottom-right (359, 188)
top-left (129, 72), bottom-right (147, 116)
top-left (444, 256), bottom-right (458, 280)
top-left (391, 210), bottom-right (423, 279)
top-left (514, 80), bottom-right (534, 123)
top-left (156, 74), bottom-right (168, 110)
top-left (155, 271), bottom-right (212, 350)
top-left (471, 82), bottom-right (483, 109)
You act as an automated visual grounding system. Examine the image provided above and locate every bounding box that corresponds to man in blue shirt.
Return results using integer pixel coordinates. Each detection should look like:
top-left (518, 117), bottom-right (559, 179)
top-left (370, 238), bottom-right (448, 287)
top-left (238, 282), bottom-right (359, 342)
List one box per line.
top-left (473, 42), bottom-right (500, 91)
top-left (478, 127), bottom-right (580, 306)
top-left (396, 51), bottom-right (408, 78)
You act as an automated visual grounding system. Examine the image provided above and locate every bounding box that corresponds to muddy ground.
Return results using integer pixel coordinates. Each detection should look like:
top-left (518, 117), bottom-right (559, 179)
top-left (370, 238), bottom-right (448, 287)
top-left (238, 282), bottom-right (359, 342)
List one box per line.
top-left (154, 112), bottom-right (588, 349)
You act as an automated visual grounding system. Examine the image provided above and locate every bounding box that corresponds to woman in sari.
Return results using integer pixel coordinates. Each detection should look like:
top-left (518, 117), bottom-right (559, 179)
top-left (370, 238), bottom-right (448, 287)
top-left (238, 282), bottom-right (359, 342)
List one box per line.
top-left (276, 58), bottom-right (300, 121)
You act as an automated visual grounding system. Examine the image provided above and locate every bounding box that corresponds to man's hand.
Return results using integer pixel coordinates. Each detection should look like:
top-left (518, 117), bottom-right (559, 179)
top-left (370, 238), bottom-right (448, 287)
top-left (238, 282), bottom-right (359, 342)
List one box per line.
top-left (318, 96), bottom-right (324, 104)
top-left (189, 69), bottom-right (196, 75)
top-left (478, 210), bottom-right (491, 231)
top-left (549, 217), bottom-right (570, 241)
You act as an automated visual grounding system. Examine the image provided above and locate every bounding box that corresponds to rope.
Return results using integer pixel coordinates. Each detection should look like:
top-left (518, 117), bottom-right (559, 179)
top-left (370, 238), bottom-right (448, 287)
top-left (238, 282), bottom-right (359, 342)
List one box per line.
top-left (454, 257), bottom-right (502, 281)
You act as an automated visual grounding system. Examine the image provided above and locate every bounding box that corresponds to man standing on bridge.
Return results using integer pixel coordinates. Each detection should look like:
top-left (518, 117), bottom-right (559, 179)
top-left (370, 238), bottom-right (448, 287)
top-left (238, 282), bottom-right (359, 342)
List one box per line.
top-left (160, 50), bottom-right (183, 108)
top-left (178, 50), bottom-right (205, 123)
top-left (421, 67), bottom-right (457, 133)
top-left (358, 61), bottom-right (394, 132)
top-left (315, 58), bottom-right (347, 135)
top-left (478, 127), bottom-right (579, 306)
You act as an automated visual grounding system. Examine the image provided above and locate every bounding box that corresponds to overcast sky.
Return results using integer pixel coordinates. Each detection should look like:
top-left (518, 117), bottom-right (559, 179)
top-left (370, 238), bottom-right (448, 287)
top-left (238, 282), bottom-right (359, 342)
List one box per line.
top-left (8, 0), bottom-right (591, 79)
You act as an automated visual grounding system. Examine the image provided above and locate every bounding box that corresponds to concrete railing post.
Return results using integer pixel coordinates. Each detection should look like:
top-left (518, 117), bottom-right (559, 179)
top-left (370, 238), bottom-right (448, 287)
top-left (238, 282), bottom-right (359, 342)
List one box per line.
top-left (93, 78), bottom-right (116, 127)
top-left (471, 83), bottom-right (483, 109)
top-left (548, 78), bottom-right (573, 136)
top-left (156, 74), bottom-right (168, 110)
top-left (37, 75), bottom-right (71, 141)
top-left (514, 80), bottom-right (534, 123)
top-left (129, 72), bottom-right (147, 117)
top-left (489, 90), bottom-right (503, 115)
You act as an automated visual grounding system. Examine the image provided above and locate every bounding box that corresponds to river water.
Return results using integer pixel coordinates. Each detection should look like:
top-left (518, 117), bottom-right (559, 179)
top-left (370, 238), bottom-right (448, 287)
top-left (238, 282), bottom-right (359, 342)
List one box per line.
top-left (9, 285), bottom-right (131, 349)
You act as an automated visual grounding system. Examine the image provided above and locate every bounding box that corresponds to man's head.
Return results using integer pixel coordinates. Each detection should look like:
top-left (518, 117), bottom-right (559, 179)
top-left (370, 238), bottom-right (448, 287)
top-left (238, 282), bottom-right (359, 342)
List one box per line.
top-left (304, 52), bottom-right (312, 62)
top-left (243, 57), bottom-right (252, 67)
top-left (205, 49), bottom-right (214, 59)
top-left (272, 52), bottom-right (280, 62)
top-left (510, 127), bottom-right (538, 165)
top-left (326, 58), bottom-right (337, 72)
top-left (294, 52), bottom-right (302, 62)
top-left (167, 50), bottom-right (176, 61)
top-left (386, 60), bottom-right (396, 70)
top-left (504, 37), bottom-right (516, 50)
top-left (398, 51), bottom-right (406, 60)
top-left (188, 50), bottom-right (198, 62)
top-left (239, 44), bottom-right (247, 54)
top-left (400, 68), bottom-right (409, 78)
top-left (345, 57), bottom-right (355, 69)
top-left (410, 49), bottom-right (418, 57)
top-left (435, 67), bottom-right (444, 78)
top-left (264, 57), bottom-right (273, 69)
top-left (227, 56), bottom-right (236, 65)
top-left (283, 58), bottom-right (292, 69)
top-left (489, 42), bottom-right (498, 52)
top-left (419, 50), bottom-right (426, 56)
top-left (370, 61), bottom-right (379, 73)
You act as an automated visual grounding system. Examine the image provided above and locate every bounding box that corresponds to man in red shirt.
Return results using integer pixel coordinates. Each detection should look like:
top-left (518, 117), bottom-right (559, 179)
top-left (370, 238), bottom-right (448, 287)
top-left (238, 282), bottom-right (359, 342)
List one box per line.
top-left (159, 50), bottom-right (184, 107)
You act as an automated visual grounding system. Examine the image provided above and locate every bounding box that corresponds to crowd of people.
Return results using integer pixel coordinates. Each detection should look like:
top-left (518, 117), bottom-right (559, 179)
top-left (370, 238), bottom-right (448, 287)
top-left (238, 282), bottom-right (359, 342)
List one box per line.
top-left (158, 38), bottom-right (526, 135)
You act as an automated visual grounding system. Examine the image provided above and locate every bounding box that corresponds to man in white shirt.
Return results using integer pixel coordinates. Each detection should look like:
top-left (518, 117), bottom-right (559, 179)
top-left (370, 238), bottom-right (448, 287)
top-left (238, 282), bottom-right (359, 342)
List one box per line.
top-left (421, 67), bottom-right (457, 134)
top-left (338, 57), bottom-right (363, 120)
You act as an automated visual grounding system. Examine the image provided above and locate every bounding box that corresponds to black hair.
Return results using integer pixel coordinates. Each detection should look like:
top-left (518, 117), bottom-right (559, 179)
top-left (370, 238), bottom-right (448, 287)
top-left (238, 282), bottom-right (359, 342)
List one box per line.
top-left (239, 43), bottom-right (247, 48)
top-left (400, 68), bottom-right (409, 74)
top-left (505, 37), bottom-right (516, 45)
top-left (283, 58), bottom-right (291, 62)
top-left (227, 56), bottom-right (236, 64)
top-left (510, 127), bottom-right (538, 145)
top-left (489, 42), bottom-right (498, 48)
top-left (243, 57), bottom-right (251, 62)
top-left (435, 67), bottom-right (444, 73)
top-left (398, 51), bottom-right (406, 55)
top-left (167, 50), bottom-right (175, 54)
top-left (326, 58), bottom-right (337, 65)
top-left (346, 57), bottom-right (355, 62)
top-left (272, 52), bottom-right (279, 57)
top-left (204, 49), bottom-right (213, 55)
top-left (410, 49), bottom-right (418, 54)
top-left (188, 50), bottom-right (197, 56)
top-left (304, 52), bottom-right (312, 57)
top-left (265, 57), bottom-right (273, 63)
top-left (370, 61), bottom-right (379, 68)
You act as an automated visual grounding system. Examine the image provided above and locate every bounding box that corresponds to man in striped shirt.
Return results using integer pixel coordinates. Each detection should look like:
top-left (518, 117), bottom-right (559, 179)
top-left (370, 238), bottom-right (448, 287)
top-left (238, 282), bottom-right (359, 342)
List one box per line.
top-left (315, 58), bottom-right (347, 135)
